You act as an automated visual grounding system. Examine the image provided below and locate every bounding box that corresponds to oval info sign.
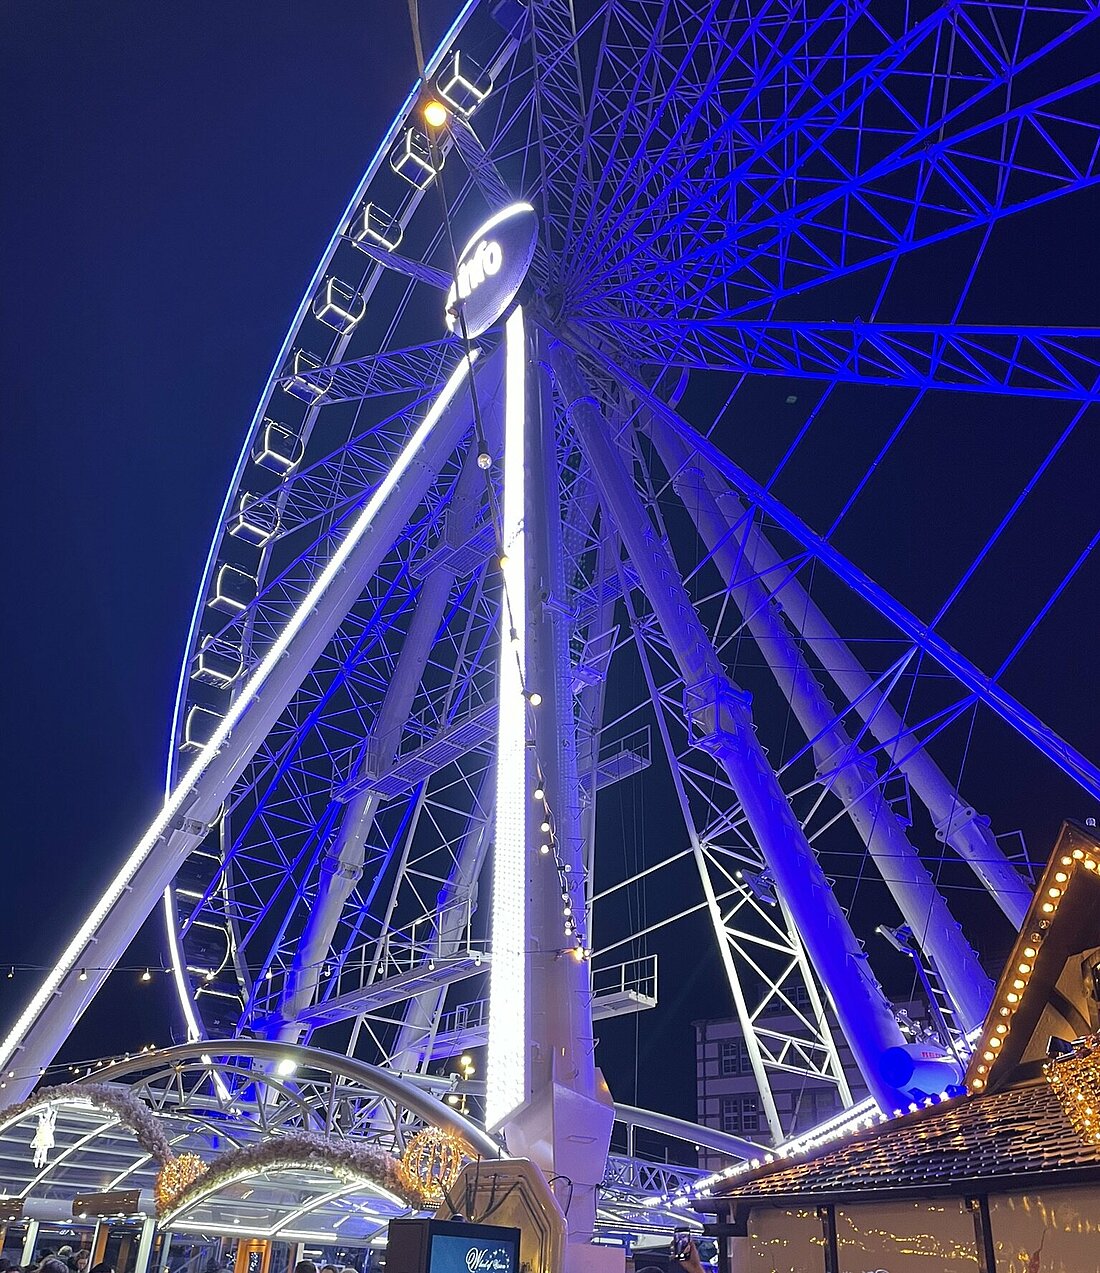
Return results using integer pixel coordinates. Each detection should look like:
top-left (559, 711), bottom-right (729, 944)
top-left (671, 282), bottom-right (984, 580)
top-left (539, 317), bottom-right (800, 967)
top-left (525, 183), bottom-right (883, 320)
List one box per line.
top-left (444, 202), bottom-right (538, 339)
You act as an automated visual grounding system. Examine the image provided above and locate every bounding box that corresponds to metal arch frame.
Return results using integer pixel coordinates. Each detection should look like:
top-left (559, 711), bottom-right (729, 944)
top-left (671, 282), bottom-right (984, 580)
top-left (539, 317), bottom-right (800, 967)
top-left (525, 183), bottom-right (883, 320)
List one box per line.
top-left (90, 1039), bottom-right (501, 1160)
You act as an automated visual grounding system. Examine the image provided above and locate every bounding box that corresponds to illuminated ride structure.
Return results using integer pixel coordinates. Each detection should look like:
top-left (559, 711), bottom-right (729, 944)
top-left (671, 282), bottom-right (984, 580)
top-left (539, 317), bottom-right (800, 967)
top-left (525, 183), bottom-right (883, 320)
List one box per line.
top-left (2, 0), bottom-right (1099, 1258)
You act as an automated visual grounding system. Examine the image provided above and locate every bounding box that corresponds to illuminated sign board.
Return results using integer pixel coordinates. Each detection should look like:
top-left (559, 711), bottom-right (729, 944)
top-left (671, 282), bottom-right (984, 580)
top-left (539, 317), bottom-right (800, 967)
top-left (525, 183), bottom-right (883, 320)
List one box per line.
top-left (444, 202), bottom-right (538, 338)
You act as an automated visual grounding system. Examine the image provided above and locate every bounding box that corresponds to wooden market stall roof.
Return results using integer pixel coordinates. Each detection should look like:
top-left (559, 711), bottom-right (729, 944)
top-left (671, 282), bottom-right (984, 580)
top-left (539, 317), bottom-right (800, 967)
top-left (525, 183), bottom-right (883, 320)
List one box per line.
top-left (698, 820), bottom-right (1100, 1211)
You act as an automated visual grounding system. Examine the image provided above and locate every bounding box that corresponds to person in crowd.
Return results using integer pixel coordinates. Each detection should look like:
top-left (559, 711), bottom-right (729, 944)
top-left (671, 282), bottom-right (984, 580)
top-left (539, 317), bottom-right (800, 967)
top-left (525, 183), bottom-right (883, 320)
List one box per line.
top-left (69, 1252), bottom-right (88, 1273)
top-left (37, 1258), bottom-right (69, 1273)
top-left (320, 1263), bottom-right (339, 1273)
top-left (294, 1262), bottom-right (317, 1273)
top-left (89, 1262), bottom-right (113, 1273)
top-left (636, 1236), bottom-right (706, 1273)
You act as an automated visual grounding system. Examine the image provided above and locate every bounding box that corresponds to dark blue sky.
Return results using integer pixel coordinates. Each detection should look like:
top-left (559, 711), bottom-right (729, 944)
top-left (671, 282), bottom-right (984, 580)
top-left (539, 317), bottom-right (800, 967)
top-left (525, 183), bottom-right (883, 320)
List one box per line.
top-left (0, 0), bottom-right (458, 1067)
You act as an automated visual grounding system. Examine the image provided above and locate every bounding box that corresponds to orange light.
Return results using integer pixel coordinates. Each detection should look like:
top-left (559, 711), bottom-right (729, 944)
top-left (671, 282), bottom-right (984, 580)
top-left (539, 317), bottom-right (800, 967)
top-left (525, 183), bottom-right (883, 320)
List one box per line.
top-left (1012, 979), bottom-right (1025, 990)
top-left (990, 1037), bottom-right (1001, 1048)
top-left (423, 100), bottom-right (449, 128)
top-left (1023, 947), bottom-right (1037, 958)
top-left (1042, 902), bottom-right (1055, 913)
top-left (1007, 992), bottom-right (1019, 1003)
top-left (1086, 860), bottom-right (1097, 871)
top-left (1018, 963), bottom-right (1032, 974)
top-left (1055, 871), bottom-right (1068, 883)
top-left (1048, 887), bottom-right (1062, 898)
top-left (1073, 849), bottom-right (1085, 859)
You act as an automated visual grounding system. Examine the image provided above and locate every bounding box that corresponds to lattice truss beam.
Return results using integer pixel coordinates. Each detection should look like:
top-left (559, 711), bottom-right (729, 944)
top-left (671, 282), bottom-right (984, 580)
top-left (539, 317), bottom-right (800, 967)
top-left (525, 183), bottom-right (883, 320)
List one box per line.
top-left (566, 0), bottom-right (1100, 325)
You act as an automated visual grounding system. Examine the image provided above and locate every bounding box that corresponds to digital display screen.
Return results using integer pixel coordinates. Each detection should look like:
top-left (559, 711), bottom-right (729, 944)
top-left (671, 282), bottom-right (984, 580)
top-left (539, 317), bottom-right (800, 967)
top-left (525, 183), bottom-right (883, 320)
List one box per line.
top-left (428, 1231), bottom-right (519, 1273)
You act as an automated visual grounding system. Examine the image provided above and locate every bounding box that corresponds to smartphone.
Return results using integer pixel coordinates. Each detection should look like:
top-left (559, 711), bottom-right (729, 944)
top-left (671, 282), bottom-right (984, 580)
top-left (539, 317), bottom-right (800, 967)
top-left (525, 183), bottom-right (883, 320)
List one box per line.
top-left (670, 1229), bottom-right (692, 1261)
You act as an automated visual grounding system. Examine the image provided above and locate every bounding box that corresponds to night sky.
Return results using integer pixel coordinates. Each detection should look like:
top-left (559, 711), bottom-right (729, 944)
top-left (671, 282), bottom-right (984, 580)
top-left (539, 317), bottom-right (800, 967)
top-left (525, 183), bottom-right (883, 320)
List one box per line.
top-left (1, 1), bottom-right (1098, 1133)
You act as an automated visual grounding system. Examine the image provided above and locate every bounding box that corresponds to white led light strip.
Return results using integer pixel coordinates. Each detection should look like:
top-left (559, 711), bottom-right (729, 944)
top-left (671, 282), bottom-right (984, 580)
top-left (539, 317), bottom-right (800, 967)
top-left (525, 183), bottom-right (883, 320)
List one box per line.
top-left (486, 306), bottom-right (527, 1131)
top-left (0, 351), bottom-right (478, 1075)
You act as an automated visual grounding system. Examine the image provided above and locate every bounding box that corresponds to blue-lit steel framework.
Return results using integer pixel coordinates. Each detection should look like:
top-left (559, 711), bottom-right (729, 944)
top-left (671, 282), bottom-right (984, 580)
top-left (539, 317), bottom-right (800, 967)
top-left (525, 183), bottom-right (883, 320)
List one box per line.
top-left (1, 0), bottom-right (1098, 1209)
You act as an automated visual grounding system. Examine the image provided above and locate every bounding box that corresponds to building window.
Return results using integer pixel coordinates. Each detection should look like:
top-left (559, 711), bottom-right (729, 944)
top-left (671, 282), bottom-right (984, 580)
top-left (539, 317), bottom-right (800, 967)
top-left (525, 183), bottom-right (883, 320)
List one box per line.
top-left (719, 1038), bottom-right (751, 1076)
top-left (793, 1087), bottom-right (839, 1126)
top-left (721, 1095), bottom-right (760, 1134)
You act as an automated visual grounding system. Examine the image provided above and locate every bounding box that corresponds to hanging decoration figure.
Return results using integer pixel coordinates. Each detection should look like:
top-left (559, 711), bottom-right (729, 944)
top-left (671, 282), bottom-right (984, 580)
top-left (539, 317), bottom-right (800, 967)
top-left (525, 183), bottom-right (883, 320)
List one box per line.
top-left (31, 1105), bottom-right (57, 1168)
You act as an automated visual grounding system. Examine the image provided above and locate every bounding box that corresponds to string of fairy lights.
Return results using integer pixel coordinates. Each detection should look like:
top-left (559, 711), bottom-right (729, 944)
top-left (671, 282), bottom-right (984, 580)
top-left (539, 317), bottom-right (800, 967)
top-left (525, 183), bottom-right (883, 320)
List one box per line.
top-left (407, 0), bottom-right (591, 968)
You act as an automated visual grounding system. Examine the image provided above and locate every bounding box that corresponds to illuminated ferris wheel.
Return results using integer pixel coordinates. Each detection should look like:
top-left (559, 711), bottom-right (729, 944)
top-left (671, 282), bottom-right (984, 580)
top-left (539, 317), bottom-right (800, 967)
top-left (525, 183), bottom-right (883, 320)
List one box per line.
top-left (3, 0), bottom-right (1099, 1202)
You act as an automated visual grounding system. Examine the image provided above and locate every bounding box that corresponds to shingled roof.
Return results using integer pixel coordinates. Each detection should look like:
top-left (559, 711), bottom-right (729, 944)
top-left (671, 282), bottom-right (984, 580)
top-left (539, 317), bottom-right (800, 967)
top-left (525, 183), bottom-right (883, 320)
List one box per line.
top-left (700, 821), bottom-right (1100, 1211)
top-left (701, 1079), bottom-right (1100, 1208)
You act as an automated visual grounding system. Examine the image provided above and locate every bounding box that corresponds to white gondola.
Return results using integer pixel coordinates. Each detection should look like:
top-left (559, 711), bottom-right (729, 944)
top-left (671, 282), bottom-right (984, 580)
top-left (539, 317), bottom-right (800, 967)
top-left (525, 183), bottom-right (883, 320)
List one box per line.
top-left (253, 418), bottom-right (304, 474)
top-left (281, 348), bottom-right (331, 403)
top-left (437, 50), bottom-right (492, 116)
top-left (191, 635), bottom-right (244, 687)
top-left (182, 705), bottom-right (224, 752)
top-left (350, 202), bottom-right (403, 252)
top-left (228, 492), bottom-right (280, 547)
top-left (207, 563), bottom-right (256, 614)
top-left (389, 127), bottom-right (439, 189)
top-left (312, 277), bottom-right (367, 334)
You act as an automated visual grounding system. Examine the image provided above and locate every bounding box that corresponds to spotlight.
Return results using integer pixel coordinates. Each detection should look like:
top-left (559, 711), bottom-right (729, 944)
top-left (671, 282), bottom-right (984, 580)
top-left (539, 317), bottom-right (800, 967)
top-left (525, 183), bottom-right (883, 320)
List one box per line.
top-left (423, 100), bottom-right (449, 128)
top-left (528, 691), bottom-right (542, 706)
top-left (140, 968), bottom-right (152, 982)
top-left (79, 968), bottom-right (88, 982)
top-left (533, 786), bottom-right (545, 801)
top-left (477, 452), bottom-right (492, 470)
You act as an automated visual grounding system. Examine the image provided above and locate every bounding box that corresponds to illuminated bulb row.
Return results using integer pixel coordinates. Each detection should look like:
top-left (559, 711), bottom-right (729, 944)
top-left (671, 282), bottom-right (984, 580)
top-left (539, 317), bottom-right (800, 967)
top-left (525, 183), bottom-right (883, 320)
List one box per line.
top-left (532, 775), bottom-right (588, 951)
top-left (649, 1093), bottom-right (958, 1207)
top-left (971, 844), bottom-right (1100, 1092)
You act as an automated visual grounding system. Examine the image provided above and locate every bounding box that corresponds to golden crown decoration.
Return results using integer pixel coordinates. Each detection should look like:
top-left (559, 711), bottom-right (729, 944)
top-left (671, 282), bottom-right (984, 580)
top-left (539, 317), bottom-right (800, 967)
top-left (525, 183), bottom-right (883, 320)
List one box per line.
top-left (398, 1127), bottom-right (466, 1206)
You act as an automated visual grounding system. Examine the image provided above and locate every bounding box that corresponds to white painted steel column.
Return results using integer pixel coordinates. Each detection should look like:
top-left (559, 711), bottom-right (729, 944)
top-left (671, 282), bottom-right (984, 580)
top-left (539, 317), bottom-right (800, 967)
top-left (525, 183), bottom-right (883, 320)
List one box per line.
top-left (487, 307), bottom-right (531, 1130)
top-left (133, 1217), bottom-right (156, 1273)
top-left (20, 1220), bottom-right (39, 1266)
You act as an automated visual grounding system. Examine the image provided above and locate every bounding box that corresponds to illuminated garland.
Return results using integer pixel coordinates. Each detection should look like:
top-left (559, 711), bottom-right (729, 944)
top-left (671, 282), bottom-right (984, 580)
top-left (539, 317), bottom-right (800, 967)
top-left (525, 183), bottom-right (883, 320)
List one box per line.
top-left (1045, 1034), bottom-right (1100, 1145)
top-left (154, 1153), bottom-right (208, 1215)
top-left (159, 1130), bottom-right (436, 1220)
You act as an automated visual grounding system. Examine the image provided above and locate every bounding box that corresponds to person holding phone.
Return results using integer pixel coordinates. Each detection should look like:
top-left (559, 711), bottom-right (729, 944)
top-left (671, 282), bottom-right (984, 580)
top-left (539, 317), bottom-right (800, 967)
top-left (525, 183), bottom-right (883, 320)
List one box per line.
top-left (672, 1233), bottom-right (706, 1271)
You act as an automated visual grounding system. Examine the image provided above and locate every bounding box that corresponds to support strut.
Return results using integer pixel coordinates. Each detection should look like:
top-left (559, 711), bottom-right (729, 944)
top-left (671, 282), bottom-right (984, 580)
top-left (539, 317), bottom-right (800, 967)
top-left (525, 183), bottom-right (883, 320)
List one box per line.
top-left (650, 423), bottom-right (993, 1031)
top-left (545, 337), bottom-right (908, 1113)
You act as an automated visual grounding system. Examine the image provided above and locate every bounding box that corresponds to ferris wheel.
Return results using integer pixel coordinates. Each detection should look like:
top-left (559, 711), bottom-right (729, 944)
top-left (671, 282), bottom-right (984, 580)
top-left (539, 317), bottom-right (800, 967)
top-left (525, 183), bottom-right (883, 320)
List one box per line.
top-left (3, 0), bottom-right (1099, 1168)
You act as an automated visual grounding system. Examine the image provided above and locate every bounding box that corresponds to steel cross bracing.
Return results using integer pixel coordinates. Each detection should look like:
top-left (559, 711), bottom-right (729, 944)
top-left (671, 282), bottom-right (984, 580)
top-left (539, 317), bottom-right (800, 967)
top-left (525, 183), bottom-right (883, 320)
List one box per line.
top-left (570, 2), bottom-right (1100, 311)
top-left (582, 320), bottom-right (1100, 401)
